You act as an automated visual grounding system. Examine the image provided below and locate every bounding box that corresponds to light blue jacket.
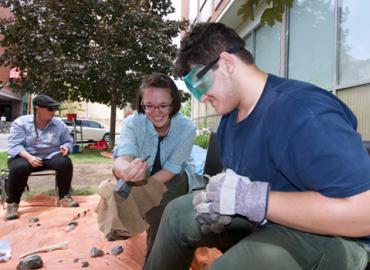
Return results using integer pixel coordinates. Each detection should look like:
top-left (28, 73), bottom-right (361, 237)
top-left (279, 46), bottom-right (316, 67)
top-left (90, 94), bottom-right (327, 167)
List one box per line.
top-left (115, 112), bottom-right (197, 190)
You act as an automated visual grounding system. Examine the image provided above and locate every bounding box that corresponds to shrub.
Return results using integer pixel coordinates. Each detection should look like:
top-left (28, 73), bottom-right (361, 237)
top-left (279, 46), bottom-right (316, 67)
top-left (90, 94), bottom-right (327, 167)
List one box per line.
top-left (194, 128), bottom-right (210, 149)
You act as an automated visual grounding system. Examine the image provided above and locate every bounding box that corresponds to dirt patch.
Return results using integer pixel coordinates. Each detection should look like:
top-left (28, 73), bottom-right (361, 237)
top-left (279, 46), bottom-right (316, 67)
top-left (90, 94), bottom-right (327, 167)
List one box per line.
top-left (27, 163), bottom-right (113, 192)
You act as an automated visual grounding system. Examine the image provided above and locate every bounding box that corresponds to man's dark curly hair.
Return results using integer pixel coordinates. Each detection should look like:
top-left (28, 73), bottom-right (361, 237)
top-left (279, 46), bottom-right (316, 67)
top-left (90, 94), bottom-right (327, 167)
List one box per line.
top-left (135, 73), bottom-right (181, 118)
top-left (174, 23), bottom-right (254, 77)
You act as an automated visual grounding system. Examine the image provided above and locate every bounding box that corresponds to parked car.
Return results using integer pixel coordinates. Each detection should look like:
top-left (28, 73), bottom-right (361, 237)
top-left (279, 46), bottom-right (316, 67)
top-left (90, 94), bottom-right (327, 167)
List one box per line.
top-left (61, 118), bottom-right (110, 143)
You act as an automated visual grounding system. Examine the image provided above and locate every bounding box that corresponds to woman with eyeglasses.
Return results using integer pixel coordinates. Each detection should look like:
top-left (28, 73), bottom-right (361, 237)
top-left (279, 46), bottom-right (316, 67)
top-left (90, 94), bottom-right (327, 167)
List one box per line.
top-left (113, 73), bottom-right (196, 259)
top-left (5, 94), bottom-right (78, 221)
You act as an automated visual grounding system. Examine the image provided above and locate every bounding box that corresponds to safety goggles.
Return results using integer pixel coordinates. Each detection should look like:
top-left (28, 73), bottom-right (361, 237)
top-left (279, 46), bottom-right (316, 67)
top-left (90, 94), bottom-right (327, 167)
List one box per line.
top-left (183, 46), bottom-right (243, 101)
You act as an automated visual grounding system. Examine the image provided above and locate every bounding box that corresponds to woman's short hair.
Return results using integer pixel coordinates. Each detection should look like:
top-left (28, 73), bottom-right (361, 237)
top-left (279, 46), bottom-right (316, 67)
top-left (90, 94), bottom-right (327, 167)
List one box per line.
top-left (135, 73), bottom-right (181, 117)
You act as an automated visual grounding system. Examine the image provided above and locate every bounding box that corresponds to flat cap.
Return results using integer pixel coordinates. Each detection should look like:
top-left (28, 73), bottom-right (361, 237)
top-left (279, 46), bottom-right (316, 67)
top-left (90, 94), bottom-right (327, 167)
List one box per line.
top-left (33, 94), bottom-right (60, 109)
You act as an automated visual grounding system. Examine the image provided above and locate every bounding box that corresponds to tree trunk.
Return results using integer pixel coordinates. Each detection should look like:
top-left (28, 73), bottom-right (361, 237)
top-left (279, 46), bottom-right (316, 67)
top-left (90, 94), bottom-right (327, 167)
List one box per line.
top-left (109, 89), bottom-right (117, 150)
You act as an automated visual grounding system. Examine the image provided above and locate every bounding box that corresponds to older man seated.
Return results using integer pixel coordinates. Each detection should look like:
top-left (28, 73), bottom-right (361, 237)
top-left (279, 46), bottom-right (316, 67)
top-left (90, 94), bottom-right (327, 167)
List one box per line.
top-left (5, 94), bottom-right (79, 221)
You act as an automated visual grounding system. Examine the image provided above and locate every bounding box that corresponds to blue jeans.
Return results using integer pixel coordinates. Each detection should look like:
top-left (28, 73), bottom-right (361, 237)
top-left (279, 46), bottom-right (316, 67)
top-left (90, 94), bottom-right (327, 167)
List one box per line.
top-left (144, 193), bottom-right (368, 270)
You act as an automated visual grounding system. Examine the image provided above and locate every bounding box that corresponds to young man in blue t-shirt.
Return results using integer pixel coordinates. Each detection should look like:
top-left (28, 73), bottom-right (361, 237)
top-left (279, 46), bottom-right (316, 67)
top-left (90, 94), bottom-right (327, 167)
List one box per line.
top-left (144, 22), bottom-right (370, 270)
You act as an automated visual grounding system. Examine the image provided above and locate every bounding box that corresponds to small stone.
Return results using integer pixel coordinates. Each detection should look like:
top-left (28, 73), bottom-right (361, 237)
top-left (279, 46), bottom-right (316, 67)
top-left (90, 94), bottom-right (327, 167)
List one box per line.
top-left (111, 245), bottom-right (124, 256)
top-left (81, 261), bottom-right (89, 267)
top-left (68, 221), bottom-right (78, 226)
top-left (36, 223), bottom-right (41, 226)
top-left (66, 224), bottom-right (76, 232)
top-left (83, 210), bottom-right (87, 216)
top-left (29, 217), bottom-right (39, 223)
top-left (58, 259), bottom-right (63, 263)
top-left (29, 225), bottom-right (32, 228)
top-left (105, 233), bottom-right (114, 241)
top-left (17, 255), bottom-right (43, 270)
top-left (73, 258), bottom-right (79, 263)
top-left (90, 247), bottom-right (104, 258)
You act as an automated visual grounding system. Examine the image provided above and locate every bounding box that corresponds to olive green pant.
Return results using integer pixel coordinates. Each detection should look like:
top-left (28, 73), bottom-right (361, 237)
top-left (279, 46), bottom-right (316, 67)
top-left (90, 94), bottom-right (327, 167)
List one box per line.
top-left (144, 193), bottom-right (369, 270)
top-left (144, 173), bottom-right (188, 260)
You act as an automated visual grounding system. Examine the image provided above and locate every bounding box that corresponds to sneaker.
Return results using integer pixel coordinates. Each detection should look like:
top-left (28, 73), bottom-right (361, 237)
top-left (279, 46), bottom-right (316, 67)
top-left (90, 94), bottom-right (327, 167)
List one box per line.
top-left (57, 195), bottom-right (79, 207)
top-left (6, 202), bottom-right (19, 220)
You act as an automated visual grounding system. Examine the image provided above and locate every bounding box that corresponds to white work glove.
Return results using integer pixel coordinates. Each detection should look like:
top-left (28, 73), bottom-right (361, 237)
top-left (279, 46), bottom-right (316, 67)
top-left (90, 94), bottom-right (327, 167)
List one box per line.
top-left (194, 211), bottom-right (232, 234)
top-left (193, 169), bottom-right (270, 224)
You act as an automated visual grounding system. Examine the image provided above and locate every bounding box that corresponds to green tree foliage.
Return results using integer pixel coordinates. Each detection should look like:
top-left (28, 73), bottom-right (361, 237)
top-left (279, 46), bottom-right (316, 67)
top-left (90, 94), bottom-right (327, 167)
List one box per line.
top-left (180, 95), bottom-right (191, 118)
top-left (0, 0), bottom-right (187, 147)
top-left (238, 0), bottom-right (294, 26)
top-left (193, 128), bottom-right (210, 149)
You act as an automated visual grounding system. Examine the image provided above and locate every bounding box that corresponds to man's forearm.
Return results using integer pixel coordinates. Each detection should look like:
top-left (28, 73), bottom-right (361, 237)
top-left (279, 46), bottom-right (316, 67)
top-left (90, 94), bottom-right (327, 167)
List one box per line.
top-left (18, 150), bottom-right (33, 161)
top-left (267, 189), bottom-right (370, 237)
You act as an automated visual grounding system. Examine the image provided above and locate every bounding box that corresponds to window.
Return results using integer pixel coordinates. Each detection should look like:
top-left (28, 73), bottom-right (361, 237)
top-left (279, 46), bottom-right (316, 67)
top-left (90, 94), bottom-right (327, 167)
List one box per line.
top-left (255, 23), bottom-right (281, 76)
top-left (338, 0), bottom-right (370, 86)
top-left (244, 34), bottom-right (254, 57)
top-left (199, 0), bottom-right (212, 22)
top-left (189, 0), bottom-right (198, 23)
top-left (214, 0), bottom-right (223, 9)
top-left (243, 23), bottom-right (280, 76)
top-left (88, 121), bottom-right (102, 129)
top-left (288, 0), bottom-right (335, 90)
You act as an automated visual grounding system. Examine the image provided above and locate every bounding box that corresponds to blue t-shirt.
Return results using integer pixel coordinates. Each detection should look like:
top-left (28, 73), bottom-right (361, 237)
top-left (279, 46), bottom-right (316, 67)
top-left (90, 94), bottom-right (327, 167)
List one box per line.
top-left (218, 74), bottom-right (370, 241)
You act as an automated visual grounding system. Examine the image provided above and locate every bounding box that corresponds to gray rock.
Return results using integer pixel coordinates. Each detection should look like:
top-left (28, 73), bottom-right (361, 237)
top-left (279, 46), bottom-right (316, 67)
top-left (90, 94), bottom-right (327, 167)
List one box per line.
top-left (81, 261), bottom-right (89, 267)
top-left (66, 224), bottom-right (76, 232)
top-left (111, 245), bottom-right (124, 256)
top-left (90, 247), bottom-right (104, 257)
top-left (28, 217), bottom-right (39, 223)
top-left (17, 255), bottom-right (43, 270)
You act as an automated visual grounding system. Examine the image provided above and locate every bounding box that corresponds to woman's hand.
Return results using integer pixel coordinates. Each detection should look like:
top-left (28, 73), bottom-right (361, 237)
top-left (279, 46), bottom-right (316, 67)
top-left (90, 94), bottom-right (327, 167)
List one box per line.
top-left (119, 158), bottom-right (148, 182)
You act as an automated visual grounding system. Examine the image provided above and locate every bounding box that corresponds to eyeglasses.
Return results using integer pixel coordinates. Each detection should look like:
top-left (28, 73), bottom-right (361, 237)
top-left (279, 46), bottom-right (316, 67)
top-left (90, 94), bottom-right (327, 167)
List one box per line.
top-left (183, 46), bottom-right (243, 101)
top-left (38, 106), bottom-right (58, 112)
top-left (142, 103), bottom-right (172, 112)
top-left (47, 107), bottom-right (59, 112)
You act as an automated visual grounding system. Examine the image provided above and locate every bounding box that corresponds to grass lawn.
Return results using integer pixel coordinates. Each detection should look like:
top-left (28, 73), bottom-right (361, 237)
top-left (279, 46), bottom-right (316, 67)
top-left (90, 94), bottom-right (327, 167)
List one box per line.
top-left (0, 151), bottom-right (7, 171)
top-left (23, 186), bottom-right (98, 199)
top-left (0, 147), bottom-right (112, 171)
top-left (70, 147), bottom-right (112, 164)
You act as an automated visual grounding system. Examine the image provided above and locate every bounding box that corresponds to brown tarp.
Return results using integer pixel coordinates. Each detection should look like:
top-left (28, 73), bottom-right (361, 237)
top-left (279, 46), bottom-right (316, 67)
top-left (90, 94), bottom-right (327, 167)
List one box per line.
top-left (0, 194), bottom-right (220, 269)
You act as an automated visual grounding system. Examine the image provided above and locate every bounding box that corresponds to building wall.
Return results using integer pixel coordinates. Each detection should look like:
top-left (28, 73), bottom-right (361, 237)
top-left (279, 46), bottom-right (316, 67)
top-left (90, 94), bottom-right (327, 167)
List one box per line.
top-left (0, 7), bottom-right (25, 121)
top-left (337, 85), bottom-right (370, 140)
top-left (59, 101), bottom-right (128, 133)
top-left (0, 7), bottom-right (11, 84)
top-left (76, 101), bottom-right (126, 133)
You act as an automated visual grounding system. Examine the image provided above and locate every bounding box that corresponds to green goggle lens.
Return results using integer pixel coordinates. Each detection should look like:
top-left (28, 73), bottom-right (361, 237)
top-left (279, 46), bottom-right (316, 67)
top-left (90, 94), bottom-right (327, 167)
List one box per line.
top-left (184, 65), bottom-right (214, 101)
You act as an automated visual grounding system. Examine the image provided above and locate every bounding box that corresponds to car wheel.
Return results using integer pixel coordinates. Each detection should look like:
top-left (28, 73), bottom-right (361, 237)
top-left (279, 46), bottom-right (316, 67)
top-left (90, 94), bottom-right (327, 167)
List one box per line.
top-left (103, 133), bottom-right (110, 143)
